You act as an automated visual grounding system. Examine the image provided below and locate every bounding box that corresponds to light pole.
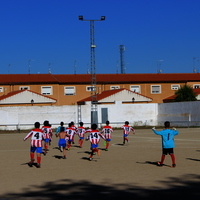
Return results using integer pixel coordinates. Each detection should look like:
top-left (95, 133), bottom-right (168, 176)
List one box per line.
top-left (79, 15), bottom-right (106, 125)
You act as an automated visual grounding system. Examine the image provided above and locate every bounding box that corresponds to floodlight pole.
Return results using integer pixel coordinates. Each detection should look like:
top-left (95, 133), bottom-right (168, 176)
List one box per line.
top-left (79, 15), bottom-right (105, 125)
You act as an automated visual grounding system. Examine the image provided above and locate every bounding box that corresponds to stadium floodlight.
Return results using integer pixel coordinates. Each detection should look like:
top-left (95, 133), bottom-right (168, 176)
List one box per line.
top-left (78, 15), bottom-right (106, 125)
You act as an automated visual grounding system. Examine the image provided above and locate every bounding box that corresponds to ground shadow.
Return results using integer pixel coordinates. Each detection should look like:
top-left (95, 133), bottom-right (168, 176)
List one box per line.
top-left (186, 158), bottom-right (200, 162)
top-left (1, 174), bottom-right (200, 199)
top-left (136, 161), bottom-right (172, 167)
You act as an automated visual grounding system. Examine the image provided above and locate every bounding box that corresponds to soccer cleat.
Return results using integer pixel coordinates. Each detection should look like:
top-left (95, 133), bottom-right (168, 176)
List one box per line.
top-left (157, 162), bottom-right (164, 167)
top-left (63, 156), bottom-right (67, 159)
top-left (171, 164), bottom-right (176, 168)
top-left (105, 148), bottom-right (108, 151)
top-left (28, 160), bottom-right (34, 167)
top-left (89, 157), bottom-right (93, 161)
top-left (36, 163), bottom-right (41, 168)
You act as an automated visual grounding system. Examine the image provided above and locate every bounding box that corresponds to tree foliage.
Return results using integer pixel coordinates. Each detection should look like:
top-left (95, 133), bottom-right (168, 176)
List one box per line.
top-left (174, 85), bottom-right (197, 102)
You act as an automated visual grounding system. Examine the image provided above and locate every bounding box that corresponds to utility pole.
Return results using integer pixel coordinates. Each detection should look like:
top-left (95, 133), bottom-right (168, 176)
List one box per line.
top-left (79, 15), bottom-right (106, 125)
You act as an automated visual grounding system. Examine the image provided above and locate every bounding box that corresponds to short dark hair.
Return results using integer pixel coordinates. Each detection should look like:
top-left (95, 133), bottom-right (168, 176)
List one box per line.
top-left (91, 124), bottom-right (97, 130)
top-left (79, 122), bottom-right (83, 126)
top-left (164, 121), bottom-right (170, 128)
top-left (34, 122), bottom-right (40, 128)
top-left (125, 121), bottom-right (129, 125)
top-left (106, 120), bottom-right (110, 125)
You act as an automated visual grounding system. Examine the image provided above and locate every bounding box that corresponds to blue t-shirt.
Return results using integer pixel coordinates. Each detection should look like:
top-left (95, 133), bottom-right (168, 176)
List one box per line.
top-left (152, 128), bottom-right (179, 148)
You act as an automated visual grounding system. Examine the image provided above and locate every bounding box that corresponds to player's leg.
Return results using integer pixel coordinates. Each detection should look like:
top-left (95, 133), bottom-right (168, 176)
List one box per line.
top-left (36, 147), bottom-right (43, 168)
top-left (158, 148), bottom-right (166, 166)
top-left (169, 149), bottom-right (176, 167)
top-left (29, 147), bottom-right (36, 165)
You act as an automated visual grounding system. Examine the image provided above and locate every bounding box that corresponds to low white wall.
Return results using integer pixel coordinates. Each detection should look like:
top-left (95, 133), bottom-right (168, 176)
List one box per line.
top-left (1, 101), bottom-right (200, 130)
top-left (157, 101), bottom-right (200, 126)
top-left (0, 103), bottom-right (157, 130)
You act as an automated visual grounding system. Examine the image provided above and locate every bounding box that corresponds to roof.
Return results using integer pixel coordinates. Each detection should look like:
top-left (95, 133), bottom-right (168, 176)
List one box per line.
top-left (77, 88), bottom-right (152, 104)
top-left (0, 90), bottom-right (57, 104)
top-left (0, 73), bottom-right (200, 85)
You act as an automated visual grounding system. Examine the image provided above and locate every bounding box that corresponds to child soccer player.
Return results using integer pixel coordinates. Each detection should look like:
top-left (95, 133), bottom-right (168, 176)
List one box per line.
top-left (152, 121), bottom-right (179, 167)
top-left (66, 123), bottom-right (76, 150)
top-left (42, 120), bottom-right (52, 155)
top-left (121, 121), bottom-right (135, 145)
top-left (57, 126), bottom-right (70, 159)
top-left (86, 124), bottom-right (106, 161)
top-left (23, 122), bottom-right (44, 168)
top-left (77, 122), bottom-right (86, 148)
top-left (101, 120), bottom-right (113, 151)
top-left (55, 121), bottom-right (66, 151)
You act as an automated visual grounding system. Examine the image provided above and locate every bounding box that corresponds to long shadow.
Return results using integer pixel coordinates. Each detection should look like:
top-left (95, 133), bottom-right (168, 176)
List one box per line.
top-left (1, 174), bottom-right (200, 199)
top-left (186, 158), bottom-right (200, 162)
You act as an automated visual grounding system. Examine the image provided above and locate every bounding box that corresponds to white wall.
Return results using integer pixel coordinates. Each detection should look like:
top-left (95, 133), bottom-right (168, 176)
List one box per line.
top-left (1, 101), bottom-right (200, 130)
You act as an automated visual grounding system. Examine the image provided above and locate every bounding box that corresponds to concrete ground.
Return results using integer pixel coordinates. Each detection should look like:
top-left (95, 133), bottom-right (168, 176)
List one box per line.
top-left (0, 127), bottom-right (200, 199)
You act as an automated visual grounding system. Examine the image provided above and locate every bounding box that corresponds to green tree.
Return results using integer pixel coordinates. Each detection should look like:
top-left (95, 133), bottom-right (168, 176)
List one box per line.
top-left (174, 85), bottom-right (197, 102)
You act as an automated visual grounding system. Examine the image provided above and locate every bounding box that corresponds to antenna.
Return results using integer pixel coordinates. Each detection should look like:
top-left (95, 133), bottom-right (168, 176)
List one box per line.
top-left (28, 59), bottom-right (34, 74)
top-left (74, 60), bottom-right (77, 74)
top-left (193, 57), bottom-right (198, 73)
top-left (157, 60), bottom-right (163, 73)
top-left (48, 63), bottom-right (52, 74)
top-left (119, 45), bottom-right (125, 74)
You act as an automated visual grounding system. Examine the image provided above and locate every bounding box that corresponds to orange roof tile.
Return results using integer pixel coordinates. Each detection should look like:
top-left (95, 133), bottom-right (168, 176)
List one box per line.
top-left (0, 90), bottom-right (57, 101)
top-left (77, 88), bottom-right (152, 103)
top-left (0, 73), bottom-right (200, 84)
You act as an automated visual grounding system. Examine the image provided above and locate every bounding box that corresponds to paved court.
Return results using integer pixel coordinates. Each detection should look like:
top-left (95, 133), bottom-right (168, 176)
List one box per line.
top-left (0, 127), bottom-right (200, 199)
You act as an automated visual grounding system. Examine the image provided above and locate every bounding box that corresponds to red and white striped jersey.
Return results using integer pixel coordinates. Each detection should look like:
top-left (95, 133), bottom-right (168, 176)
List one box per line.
top-left (42, 126), bottom-right (52, 139)
top-left (87, 130), bottom-right (105, 144)
top-left (77, 126), bottom-right (86, 137)
top-left (65, 127), bottom-right (76, 140)
top-left (24, 128), bottom-right (44, 147)
top-left (101, 125), bottom-right (113, 139)
top-left (121, 125), bottom-right (135, 135)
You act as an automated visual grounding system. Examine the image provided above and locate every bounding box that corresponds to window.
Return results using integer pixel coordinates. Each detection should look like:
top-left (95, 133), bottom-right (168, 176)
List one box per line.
top-left (151, 85), bottom-right (161, 94)
top-left (110, 86), bottom-right (120, 90)
top-left (0, 87), bottom-right (3, 92)
top-left (171, 85), bottom-right (180, 90)
top-left (86, 86), bottom-right (96, 91)
top-left (194, 84), bottom-right (200, 89)
top-left (41, 86), bottom-right (52, 95)
top-left (64, 86), bottom-right (76, 95)
top-left (20, 86), bottom-right (30, 90)
top-left (130, 85), bottom-right (140, 93)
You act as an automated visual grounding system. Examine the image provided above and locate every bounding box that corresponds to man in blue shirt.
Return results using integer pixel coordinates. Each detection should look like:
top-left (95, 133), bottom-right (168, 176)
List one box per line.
top-left (152, 121), bottom-right (179, 167)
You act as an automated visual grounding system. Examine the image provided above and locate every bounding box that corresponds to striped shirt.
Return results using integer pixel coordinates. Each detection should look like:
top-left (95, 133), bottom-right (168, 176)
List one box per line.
top-left (24, 128), bottom-right (44, 147)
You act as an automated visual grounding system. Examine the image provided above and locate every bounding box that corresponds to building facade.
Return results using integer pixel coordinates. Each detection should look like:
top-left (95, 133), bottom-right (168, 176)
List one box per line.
top-left (0, 73), bottom-right (200, 106)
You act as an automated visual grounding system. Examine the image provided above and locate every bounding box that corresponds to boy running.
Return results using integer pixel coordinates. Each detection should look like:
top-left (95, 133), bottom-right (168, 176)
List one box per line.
top-left (77, 122), bottom-right (86, 148)
top-left (42, 120), bottom-right (52, 155)
top-left (86, 124), bottom-right (106, 161)
top-left (66, 123), bottom-right (76, 150)
top-left (57, 127), bottom-right (70, 159)
top-left (23, 122), bottom-right (44, 168)
top-left (152, 121), bottom-right (179, 167)
top-left (101, 120), bottom-right (113, 151)
top-left (121, 121), bottom-right (135, 145)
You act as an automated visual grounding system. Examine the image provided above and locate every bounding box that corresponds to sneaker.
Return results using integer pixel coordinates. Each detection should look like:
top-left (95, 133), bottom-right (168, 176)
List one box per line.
top-left (89, 157), bottom-right (93, 161)
top-left (36, 163), bottom-right (41, 168)
top-left (105, 148), bottom-right (108, 151)
top-left (63, 156), bottom-right (67, 159)
top-left (28, 160), bottom-right (34, 167)
top-left (157, 162), bottom-right (164, 167)
top-left (171, 164), bottom-right (176, 168)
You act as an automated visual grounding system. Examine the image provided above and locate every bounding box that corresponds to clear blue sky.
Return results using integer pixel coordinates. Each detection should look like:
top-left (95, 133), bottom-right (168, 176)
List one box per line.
top-left (1, 0), bottom-right (200, 74)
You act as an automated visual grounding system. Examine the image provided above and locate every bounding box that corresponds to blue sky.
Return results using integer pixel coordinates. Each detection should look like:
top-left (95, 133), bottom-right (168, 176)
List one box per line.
top-left (1, 0), bottom-right (200, 74)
